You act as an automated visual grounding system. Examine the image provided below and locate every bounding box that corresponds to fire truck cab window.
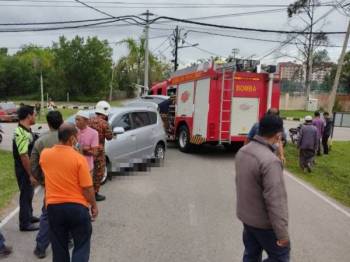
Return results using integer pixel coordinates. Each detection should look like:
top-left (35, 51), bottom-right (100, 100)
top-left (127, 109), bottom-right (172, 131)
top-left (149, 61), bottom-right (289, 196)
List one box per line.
top-left (167, 87), bottom-right (176, 96)
top-left (157, 88), bottom-right (162, 95)
top-left (113, 113), bottom-right (132, 131)
top-left (131, 112), bottom-right (150, 129)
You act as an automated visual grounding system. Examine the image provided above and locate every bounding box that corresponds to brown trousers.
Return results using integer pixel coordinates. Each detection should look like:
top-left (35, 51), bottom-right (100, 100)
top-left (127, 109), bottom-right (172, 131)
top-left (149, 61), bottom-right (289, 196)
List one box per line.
top-left (93, 151), bottom-right (106, 193)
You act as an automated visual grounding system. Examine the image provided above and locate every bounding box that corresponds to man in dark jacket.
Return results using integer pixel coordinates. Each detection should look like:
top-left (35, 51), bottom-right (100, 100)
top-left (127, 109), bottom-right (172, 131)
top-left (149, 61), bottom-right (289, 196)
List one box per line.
top-left (236, 114), bottom-right (290, 262)
top-left (298, 116), bottom-right (318, 172)
top-left (322, 112), bottom-right (333, 155)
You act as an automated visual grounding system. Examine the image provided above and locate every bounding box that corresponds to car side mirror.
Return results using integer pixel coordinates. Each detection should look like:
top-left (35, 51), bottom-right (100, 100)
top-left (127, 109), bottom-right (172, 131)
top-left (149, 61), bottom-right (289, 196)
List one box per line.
top-left (113, 127), bottom-right (125, 135)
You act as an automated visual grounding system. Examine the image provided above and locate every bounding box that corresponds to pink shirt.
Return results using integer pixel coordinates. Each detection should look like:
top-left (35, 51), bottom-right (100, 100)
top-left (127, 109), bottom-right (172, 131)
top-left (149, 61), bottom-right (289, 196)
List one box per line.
top-left (77, 126), bottom-right (99, 171)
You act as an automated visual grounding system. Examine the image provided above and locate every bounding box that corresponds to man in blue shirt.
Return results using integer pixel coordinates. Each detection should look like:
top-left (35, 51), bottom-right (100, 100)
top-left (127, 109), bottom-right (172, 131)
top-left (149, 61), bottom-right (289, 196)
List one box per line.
top-left (246, 108), bottom-right (286, 164)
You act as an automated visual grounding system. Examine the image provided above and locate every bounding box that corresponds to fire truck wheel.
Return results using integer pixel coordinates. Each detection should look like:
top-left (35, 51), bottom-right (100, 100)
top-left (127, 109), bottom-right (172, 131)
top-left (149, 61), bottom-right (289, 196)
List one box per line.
top-left (178, 125), bottom-right (193, 153)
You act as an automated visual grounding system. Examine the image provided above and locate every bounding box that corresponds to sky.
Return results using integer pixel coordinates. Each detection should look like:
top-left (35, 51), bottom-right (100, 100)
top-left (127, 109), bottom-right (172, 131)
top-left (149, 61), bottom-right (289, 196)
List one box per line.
top-left (0, 0), bottom-right (349, 68)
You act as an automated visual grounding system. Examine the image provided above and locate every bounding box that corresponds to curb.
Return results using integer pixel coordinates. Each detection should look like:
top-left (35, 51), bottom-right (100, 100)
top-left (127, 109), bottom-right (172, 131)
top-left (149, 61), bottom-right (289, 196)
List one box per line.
top-left (45, 105), bottom-right (95, 110)
top-left (282, 117), bottom-right (303, 122)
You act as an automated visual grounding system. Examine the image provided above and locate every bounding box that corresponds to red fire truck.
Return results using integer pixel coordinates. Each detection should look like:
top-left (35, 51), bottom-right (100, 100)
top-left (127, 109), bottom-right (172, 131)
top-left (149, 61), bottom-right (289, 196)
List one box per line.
top-left (150, 61), bottom-right (280, 152)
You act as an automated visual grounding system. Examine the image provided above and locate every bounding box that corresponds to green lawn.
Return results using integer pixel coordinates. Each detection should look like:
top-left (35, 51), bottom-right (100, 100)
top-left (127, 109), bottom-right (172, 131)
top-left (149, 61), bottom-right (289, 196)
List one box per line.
top-left (280, 110), bottom-right (314, 119)
top-left (0, 150), bottom-right (18, 210)
top-left (35, 108), bottom-right (78, 124)
top-left (285, 142), bottom-right (350, 207)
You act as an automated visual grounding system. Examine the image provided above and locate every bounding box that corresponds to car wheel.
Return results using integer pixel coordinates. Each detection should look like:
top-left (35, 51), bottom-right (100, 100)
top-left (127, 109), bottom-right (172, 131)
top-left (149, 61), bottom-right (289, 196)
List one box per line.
top-left (155, 142), bottom-right (165, 160)
top-left (177, 125), bottom-right (193, 153)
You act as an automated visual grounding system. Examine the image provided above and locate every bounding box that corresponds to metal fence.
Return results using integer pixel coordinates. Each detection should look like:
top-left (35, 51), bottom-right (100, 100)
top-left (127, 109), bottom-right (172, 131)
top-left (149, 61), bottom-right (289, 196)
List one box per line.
top-left (334, 112), bottom-right (350, 128)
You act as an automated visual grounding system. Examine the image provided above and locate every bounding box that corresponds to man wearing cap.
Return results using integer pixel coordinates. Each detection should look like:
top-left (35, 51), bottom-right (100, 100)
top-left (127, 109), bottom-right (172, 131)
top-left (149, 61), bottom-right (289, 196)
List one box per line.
top-left (298, 116), bottom-right (318, 172)
top-left (75, 111), bottom-right (99, 175)
top-left (89, 101), bottom-right (113, 201)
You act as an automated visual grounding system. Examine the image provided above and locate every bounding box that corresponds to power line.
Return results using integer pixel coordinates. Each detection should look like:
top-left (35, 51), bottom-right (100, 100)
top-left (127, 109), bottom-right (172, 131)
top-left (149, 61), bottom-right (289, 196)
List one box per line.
top-left (258, 1), bottom-right (345, 60)
top-left (183, 40), bottom-right (224, 58)
top-left (186, 29), bottom-right (346, 48)
top-left (73, 0), bottom-right (114, 18)
top-left (0, 0), bottom-right (336, 8)
top-left (151, 34), bottom-right (172, 52)
top-left (0, 18), bottom-right (142, 32)
top-left (0, 13), bottom-right (345, 34)
top-left (0, 8), bottom-right (284, 27)
top-left (150, 16), bottom-right (346, 35)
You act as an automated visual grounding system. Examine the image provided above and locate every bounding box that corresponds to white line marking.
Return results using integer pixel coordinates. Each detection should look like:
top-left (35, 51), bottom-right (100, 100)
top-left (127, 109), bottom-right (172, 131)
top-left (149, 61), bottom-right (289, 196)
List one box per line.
top-left (285, 171), bottom-right (350, 219)
top-left (0, 187), bottom-right (42, 229)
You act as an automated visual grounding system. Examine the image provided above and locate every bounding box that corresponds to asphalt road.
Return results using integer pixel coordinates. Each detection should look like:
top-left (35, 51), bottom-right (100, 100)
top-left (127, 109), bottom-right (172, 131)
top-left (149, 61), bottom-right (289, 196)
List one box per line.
top-left (0, 144), bottom-right (349, 262)
top-left (1, 120), bottom-right (350, 152)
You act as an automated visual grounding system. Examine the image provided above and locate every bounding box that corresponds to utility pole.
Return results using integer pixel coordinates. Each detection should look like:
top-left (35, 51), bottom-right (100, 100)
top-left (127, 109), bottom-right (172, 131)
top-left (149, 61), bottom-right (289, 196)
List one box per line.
top-left (232, 48), bottom-right (239, 62)
top-left (141, 10), bottom-right (153, 95)
top-left (40, 70), bottom-right (44, 116)
top-left (328, 19), bottom-right (350, 113)
top-left (174, 26), bottom-right (179, 71)
top-left (109, 63), bottom-right (114, 102)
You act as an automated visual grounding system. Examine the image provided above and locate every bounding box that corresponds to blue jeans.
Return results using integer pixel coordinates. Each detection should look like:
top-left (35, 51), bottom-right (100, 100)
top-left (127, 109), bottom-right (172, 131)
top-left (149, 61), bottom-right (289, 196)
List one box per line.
top-left (0, 232), bottom-right (5, 250)
top-left (47, 203), bottom-right (92, 262)
top-left (242, 224), bottom-right (290, 262)
top-left (35, 203), bottom-right (50, 252)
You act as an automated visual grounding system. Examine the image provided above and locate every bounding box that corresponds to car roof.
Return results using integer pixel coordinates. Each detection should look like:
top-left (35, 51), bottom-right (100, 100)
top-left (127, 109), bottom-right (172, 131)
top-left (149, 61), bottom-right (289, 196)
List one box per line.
top-left (67, 106), bottom-right (158, 122)
top-left (142, 95), bottom-right (170, 100)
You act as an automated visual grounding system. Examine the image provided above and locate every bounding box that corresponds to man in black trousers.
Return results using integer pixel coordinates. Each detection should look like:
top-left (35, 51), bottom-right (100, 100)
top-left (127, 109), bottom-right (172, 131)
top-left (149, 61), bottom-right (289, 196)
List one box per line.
top-left (13, 105), bottom-right (39, 232)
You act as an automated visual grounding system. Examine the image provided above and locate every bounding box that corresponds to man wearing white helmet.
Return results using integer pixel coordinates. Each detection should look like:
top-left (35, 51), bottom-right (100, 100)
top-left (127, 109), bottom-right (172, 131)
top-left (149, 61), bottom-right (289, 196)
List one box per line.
top-left (88, 101), bottom-right (113, 201)
top-left (297, 115), bottom-right (318, 173)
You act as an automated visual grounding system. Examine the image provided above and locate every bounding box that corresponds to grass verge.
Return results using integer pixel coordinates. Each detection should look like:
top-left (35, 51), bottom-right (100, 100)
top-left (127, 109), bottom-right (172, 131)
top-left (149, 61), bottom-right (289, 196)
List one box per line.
top-left (0, 150), bottom-right (17, 210)
top-left (280, 110), bottom-right (314, 119)
top-left (285, 142), bottom-right (350, 207)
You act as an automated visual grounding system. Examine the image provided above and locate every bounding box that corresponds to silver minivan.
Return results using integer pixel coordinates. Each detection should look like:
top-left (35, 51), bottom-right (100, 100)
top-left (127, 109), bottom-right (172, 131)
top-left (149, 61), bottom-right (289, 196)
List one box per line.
top-left (67, 106), bottom-right (167, 174)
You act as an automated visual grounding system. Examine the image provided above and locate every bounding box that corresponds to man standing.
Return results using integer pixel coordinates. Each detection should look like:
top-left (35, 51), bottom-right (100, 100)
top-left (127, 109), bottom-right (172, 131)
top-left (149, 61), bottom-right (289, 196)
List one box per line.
top-left (40, 124), bottom-right (98, 262)
top-left (75, 111), bottom-right (99, 174)
top-left (322, 112), bottom-right (333, 155)
top-left (236, 114), bottom-right (290, 262)
top-left (0, 232), bottom-right (12, 258)
top-left (298, 116), bottom-right (318, 173)
top-left (312, 111), bottom-right (325, 156)
top-left (89, 101), bottom-right (113, 201)
top-left (13, 105), bottom-right (39, 232)
top-left (31, 111), bottom-right (63, 259)
top-left (246, 108), bottom-right (287, 164)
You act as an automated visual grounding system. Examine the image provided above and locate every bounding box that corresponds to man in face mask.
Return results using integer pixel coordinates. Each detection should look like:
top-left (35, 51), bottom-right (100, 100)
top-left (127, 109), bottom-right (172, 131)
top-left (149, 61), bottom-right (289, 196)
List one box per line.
top-left (236, 114), bottom-right (290, 262)
top-left (40, 123), bottom-right (98, 262)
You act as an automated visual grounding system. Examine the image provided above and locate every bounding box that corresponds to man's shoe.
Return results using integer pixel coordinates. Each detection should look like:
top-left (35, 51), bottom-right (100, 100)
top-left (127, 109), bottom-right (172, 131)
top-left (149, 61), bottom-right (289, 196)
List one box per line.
top-left (33, 247), bottom-right (46, 259)
top-left (95, 193), bottom-right (106, 201)
top-left (306, 163), bottom-right (312, 173)
top-left (20, 224), bottom-right (39, 232)
top-left (31, 216), bottom-right (40, 223)
top-left (0, 245), bottom-right (13, 258)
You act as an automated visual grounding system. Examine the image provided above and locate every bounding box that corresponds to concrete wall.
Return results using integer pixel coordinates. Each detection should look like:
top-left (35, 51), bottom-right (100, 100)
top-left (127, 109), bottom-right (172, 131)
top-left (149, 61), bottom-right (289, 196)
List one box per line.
top-left (280, 93), bottom-right (350, 111)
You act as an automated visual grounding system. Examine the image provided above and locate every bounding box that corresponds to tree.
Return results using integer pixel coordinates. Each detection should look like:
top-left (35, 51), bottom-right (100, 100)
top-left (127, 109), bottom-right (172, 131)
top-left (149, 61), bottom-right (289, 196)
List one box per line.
top-left (52, 36), bottom-right (113, 100)
top-left (287, 0), bottom-right (329, 108)
top-left (116, 37), bottom-right (172, 96)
